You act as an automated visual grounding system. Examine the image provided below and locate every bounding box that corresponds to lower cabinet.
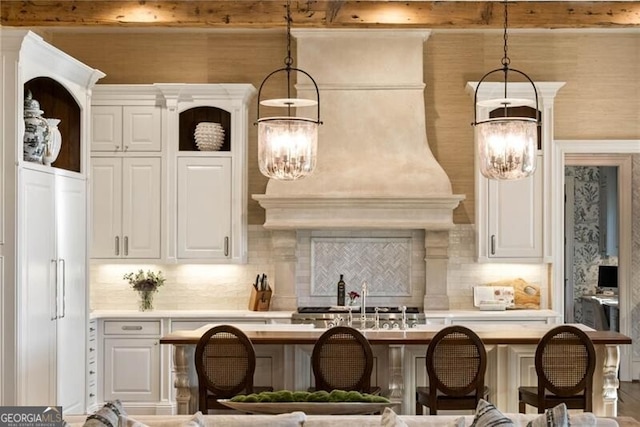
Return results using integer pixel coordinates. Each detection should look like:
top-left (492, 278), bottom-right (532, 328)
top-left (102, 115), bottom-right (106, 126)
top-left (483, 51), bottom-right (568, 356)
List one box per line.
top-left (102, 320), bottom-right (161, 403)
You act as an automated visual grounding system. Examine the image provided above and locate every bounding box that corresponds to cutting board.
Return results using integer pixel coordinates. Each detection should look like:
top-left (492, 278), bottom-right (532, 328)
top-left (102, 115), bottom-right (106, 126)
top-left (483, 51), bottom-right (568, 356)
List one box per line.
top-left (485, 278), bottom-right (541, 309)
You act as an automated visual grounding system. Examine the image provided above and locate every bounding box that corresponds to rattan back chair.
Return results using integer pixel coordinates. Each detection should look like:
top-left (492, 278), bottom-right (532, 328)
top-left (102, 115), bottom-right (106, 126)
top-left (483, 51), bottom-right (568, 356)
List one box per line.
top-left (416, 325), bottom-right (488, 415)
top-left (311, 326), bottom-right (379, 394)
top-left (518, 324), bottom-right (596, 413)
top-left (194, 324), bottom-right (271, 412)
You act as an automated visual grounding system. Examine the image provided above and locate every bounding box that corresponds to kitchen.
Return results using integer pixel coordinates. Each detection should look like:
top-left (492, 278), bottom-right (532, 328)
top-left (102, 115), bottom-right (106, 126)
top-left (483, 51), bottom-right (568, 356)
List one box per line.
top-left (1, 0), bottom-right (639, 419)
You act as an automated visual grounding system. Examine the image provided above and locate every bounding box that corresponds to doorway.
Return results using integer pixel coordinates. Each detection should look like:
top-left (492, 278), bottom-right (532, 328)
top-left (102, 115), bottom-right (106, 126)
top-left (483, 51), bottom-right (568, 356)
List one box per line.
top-left (551, 143), bottom-right (637, 381)
top-left (564, 165), bottom-right (619, 326)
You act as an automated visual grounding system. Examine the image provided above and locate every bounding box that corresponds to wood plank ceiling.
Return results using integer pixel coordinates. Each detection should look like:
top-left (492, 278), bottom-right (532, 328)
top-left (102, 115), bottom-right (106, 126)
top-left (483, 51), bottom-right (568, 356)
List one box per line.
top-left (1, 1), bottom-right (639, 29)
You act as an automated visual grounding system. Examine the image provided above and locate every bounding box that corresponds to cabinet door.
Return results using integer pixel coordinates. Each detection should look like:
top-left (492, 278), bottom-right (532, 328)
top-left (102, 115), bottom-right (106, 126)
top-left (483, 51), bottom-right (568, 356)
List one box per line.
top-left (91, 158), bottom-right (123, 258)
top-left (177, 157), bottom-right (231, 259)
top-left (122, 157), bottom-right (161, 258)
top-left (487, 157), bottom-right (543, 259)
top-left (91, 106), bottom-right (123, 152)
top-left (103, 338), bottom-right (160, 402)
top-left (55, 175), bottom-right (87, 414)
top-left (19, 169), bottom-right (57, 405)
top-left (123, 106), bottom-right (162, 152)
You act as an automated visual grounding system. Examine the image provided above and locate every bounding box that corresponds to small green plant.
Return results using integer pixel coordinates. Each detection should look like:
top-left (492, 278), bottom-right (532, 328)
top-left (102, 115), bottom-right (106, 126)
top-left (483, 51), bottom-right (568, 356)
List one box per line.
top-left (124, 270), bottom-right (165, 311)
top-left (123, 269), bottom-right (165, 292)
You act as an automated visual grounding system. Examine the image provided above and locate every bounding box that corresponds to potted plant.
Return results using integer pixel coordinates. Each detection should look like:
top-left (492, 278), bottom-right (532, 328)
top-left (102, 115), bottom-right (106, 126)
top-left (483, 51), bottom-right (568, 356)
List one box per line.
top-left (123, 269), bottom-right (165, 311)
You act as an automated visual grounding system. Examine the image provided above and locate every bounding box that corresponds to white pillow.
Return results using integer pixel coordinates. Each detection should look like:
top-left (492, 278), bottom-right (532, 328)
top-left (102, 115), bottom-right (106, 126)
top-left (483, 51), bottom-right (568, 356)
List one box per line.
top-left (470, 399), bottom-right (515, 427)
top-left (181, 412), bottom-right (205, 427)
top-left (448, 417), bottom-right (467, 427)
top-left (118, 416), bottom-right (148, 427)
top-left (525, 403), bottom-right (570, 427)
top-left (380, 407), bottom-right (408, 427)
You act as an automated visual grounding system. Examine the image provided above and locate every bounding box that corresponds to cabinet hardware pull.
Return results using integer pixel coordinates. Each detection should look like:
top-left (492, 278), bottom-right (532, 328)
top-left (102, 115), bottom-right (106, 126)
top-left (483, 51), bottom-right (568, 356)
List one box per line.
top-left (124, 145), bottom-right (129, 151)
top-left (59, 258), bottom-right (66, 319)
top-left (90, 327), bottom-right (95, 332)
top-left (490, 235), bottom-right (496, 255)
top-left (124, 236), bottom-right (129, 256)
top-left (51, 259), bottom-right (58, 320)
top-left (89, 393), bottom-right (95, 398)
top-left (115, 236), bottom-right (120, 256)
top-left (224, 236), bottom-right (229, 257)
top-left (122, 325), bottom-right (143, 331)
top-left (115, 145), bottom-right (120, 151)
top-left (89, 347), bottom-right (95, 352)
top-left (89, 370), bottom-right (95, 374)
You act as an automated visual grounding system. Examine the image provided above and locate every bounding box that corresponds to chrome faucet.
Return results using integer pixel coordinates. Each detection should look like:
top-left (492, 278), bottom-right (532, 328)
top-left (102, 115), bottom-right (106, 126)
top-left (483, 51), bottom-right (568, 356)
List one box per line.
top-left (374, 307), bottom-right (380, 330)
top-left (347, 306), bottom-right (353, 327)
top-left (360, 281), bottom-right (368, 329)
top-left (401, 305), bottom-right (408, 330)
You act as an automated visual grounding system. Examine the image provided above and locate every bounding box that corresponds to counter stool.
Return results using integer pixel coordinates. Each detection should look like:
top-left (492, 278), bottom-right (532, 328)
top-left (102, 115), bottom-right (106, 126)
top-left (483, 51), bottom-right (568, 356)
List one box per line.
top-left (416, 325), bottom-right (489, 415)
top-left (195, 324), bottom-right (272, 413)
top-left (518, 324), bottom-right (596, 413)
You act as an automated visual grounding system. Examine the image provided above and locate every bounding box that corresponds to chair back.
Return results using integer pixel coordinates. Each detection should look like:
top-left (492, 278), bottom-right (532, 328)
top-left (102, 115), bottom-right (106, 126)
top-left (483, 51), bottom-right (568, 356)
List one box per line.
top-left (426, 325), bottom-right (487, 399)
top-left (311, 326), bottom-right (373, 392)
top-left (535, 325), bottom-right (596, 401)
top-left (194, 325), bottom-right (257, 405)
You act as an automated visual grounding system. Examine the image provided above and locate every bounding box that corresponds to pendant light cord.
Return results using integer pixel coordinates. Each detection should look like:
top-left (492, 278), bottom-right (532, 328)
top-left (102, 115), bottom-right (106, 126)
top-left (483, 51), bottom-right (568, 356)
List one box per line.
top-left (502, 0), bottom-right (510, 99)
top-left (285, 0), bottom-right (293, 108)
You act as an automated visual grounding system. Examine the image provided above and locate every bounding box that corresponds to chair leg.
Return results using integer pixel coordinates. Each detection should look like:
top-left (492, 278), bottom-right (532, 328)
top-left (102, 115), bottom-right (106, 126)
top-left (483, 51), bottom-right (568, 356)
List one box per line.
top-left (415, 402), bottom-right (422, 415)
top-left (519, 401), bottom-right (526, 413)
top-left (429, 407), bottom-right (438, 415)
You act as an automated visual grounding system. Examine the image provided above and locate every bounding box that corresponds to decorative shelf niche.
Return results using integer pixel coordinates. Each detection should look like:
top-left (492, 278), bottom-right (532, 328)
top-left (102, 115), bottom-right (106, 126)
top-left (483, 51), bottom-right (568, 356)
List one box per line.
top-left (178, 106), bottom-right (231, 152)
top-left (24, 77), bottom-right (81, 172)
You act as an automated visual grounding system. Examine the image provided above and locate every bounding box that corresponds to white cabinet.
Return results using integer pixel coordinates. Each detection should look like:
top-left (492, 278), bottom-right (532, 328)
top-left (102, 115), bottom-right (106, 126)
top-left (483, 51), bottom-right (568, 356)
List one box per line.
top-left (157, 83), bottom-right (255, 264)
top-left (1, 29), bottom-right (102, 411)
top-left (91, 105), bottom-right (161, 152)
top-left (102, 320), bottom-right (161, 403)
top-left (466, 81), bottom-right (565, 263)
top-left (91, 157), bottom-right (161, 259)
top-left (19, 169), bottom-right (87, 413)
top-left (177, 157), bottom-right (231, 259)
top-left (485, 154), bottom-right (543, 259)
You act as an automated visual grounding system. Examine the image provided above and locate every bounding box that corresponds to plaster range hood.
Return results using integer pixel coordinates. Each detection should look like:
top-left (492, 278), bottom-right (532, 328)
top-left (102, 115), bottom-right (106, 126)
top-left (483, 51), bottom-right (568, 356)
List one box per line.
top-left (253, 30), bottom-right (464, 229)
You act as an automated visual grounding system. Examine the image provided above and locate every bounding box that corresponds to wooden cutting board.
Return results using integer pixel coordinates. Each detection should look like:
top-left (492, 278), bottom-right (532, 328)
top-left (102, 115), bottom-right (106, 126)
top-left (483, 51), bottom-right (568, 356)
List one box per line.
top-left (486, 278), bottom-right (541, 309)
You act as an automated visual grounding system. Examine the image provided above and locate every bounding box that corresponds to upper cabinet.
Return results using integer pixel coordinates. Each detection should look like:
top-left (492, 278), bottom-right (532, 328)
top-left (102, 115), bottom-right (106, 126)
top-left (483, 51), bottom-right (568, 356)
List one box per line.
top-left (92, 105), bottom-right (162, 152)
top-left (157, 84), bottom-right (256, 263)
top-left (466, 82), bottom-right (565, 263)
top-left (89, 84), bottom-right (255, 263)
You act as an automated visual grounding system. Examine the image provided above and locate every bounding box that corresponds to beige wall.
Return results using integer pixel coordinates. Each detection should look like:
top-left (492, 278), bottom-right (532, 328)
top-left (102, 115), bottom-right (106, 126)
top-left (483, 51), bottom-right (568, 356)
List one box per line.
top-left (45, 29), bottom-right (640, 225)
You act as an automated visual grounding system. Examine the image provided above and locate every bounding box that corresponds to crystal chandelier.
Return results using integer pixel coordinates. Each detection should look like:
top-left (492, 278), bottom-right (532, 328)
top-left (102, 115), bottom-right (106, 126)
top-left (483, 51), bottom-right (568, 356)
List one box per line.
top-left (472, 0), bottom-right (540, 181)
top-left (256, 0), bottom-right (322, 181)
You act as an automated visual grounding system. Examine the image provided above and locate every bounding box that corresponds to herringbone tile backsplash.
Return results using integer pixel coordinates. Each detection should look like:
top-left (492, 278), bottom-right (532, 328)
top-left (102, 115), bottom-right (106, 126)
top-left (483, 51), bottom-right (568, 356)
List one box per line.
top-left (311, 237), bottom-right (412, 297)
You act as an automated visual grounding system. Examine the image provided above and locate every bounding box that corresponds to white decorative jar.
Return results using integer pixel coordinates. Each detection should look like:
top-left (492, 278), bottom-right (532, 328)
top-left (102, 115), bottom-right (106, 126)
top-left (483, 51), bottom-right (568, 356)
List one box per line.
top-left (23, 90), bottom-right (49, 163)
top-left (43, 118), bottom-right (62, 166)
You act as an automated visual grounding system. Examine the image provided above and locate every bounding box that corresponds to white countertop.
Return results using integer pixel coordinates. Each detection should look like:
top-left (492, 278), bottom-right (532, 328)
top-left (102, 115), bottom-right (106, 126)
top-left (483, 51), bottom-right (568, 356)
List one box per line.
top-left (423, 309), bottom-right (560, 319)
top-left (89, 309), bottom-right (295, 320)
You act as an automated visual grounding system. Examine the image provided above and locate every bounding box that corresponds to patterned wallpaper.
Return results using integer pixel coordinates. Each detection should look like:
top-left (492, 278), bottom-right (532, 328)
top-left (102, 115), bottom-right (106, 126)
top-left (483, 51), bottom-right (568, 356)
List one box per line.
top-left (566, 166), bottom-right (618, 323)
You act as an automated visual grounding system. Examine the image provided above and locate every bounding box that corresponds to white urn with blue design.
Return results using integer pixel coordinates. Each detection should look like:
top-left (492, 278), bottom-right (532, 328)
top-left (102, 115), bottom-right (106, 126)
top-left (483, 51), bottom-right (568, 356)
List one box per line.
top-left (23, 90), bottom-right (49, 164)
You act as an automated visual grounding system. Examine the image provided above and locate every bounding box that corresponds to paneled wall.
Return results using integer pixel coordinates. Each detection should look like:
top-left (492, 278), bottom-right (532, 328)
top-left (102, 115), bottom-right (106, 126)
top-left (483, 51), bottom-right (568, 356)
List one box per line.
top-left (44, 29), bottom-right (640, 226)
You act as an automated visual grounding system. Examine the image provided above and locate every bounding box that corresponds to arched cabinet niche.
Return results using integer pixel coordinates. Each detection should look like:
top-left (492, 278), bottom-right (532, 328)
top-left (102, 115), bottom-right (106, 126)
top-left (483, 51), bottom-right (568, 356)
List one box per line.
top-left (178, 106), bottom-right (232, 152)
top-left (24, 77), bottom-right (82, 172)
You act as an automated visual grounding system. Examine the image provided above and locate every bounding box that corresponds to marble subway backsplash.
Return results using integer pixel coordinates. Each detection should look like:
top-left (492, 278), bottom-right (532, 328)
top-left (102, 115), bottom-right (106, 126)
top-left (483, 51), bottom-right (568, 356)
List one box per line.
top-left (90, 225), bottom-right (548, 311)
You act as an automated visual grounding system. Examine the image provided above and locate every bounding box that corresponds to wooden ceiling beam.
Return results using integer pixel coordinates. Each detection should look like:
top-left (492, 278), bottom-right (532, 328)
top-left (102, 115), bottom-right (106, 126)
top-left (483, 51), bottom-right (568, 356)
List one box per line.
top-left (2, 1), bottom-right (639, 29)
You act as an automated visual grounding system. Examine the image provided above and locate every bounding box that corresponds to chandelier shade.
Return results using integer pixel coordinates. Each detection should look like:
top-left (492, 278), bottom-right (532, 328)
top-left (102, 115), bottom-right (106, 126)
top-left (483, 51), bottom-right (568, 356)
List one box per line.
top-left (471, 0), bottom-right (540, 181)
top-left (257, 117), bottom-right (318, 181)
top-left (256, 0), bottom-right (322, 181)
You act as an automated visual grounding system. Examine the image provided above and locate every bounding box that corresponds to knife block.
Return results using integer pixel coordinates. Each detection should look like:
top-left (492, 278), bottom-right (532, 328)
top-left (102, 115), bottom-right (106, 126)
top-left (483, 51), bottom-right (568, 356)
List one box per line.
top-left (249, 286), bottom-right (272, 311)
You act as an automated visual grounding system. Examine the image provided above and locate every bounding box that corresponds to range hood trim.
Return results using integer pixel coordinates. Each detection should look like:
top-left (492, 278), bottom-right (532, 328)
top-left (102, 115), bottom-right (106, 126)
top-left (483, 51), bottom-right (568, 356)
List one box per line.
top-left (253, 194), bottom-right (465, 230)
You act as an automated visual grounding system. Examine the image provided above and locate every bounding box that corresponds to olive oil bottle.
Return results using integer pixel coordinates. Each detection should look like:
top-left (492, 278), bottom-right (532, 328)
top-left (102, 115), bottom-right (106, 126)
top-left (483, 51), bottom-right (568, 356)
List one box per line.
top-left (337, 274), bottom-right (346, 306)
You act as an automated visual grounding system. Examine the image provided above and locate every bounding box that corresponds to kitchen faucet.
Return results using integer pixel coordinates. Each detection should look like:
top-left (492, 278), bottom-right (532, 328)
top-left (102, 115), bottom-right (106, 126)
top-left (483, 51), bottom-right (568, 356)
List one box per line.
top-left (401, 305), bottom-right (408, 330)
top-left (360, 281), bottom-right (368, 329)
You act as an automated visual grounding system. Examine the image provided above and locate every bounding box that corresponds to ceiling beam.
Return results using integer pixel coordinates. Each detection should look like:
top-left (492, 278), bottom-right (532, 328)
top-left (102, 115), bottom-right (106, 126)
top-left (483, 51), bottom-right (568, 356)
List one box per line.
top-left (1, 1), bottom-right (639, 29)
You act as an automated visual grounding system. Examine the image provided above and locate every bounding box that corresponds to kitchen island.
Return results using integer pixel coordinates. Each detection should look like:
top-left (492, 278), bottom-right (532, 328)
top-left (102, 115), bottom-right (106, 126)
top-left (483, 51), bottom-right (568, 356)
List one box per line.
top-left (160, 323), bottom-right (631, 416)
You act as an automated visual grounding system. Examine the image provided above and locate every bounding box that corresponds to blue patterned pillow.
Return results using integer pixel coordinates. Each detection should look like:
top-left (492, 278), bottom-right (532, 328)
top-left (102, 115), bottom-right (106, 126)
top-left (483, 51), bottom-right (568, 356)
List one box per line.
top-left (525, 403), bottom-right (569, 427)
top-left (470, 399), bottom-right (515, 427)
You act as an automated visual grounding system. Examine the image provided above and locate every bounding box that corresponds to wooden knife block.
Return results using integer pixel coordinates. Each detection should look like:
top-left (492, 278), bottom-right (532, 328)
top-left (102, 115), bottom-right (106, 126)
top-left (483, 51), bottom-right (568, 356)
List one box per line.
top-left (249, 286), bottom-right (272, 311)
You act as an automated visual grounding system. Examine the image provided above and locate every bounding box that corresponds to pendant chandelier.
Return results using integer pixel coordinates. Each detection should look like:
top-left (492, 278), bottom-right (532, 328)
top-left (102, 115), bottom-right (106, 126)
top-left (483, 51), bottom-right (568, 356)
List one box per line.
top-left (472, 0), bottom-right (540, 181)
top-left (256, 0), bottom-right (322, 181)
